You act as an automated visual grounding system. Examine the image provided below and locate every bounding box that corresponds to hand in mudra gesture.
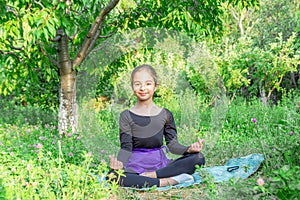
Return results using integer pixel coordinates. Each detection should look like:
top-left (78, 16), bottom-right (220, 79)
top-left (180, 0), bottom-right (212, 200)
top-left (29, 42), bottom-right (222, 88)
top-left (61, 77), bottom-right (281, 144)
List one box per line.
top-left (109, 155), bottom-right (123, 170)
top-left (187, 138), bottom-right (204, 153)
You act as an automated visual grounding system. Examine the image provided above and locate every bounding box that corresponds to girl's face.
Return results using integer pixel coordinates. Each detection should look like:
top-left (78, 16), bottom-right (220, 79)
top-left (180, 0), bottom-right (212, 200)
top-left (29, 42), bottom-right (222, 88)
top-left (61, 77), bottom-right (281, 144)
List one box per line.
top-left (132, 69), bottom-right (157, 102)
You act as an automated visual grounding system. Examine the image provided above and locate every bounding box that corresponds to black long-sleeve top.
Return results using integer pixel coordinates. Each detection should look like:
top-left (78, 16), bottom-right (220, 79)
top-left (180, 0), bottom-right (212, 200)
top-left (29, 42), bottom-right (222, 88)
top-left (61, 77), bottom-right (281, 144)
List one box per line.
top-left (116, 108), bottom-right (189, 166)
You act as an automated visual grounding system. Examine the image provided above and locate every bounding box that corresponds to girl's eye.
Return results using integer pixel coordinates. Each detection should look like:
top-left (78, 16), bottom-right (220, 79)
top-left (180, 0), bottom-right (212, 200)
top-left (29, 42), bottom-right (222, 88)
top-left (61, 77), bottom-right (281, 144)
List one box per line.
top-left (133, 81), bottom-right (154, 88)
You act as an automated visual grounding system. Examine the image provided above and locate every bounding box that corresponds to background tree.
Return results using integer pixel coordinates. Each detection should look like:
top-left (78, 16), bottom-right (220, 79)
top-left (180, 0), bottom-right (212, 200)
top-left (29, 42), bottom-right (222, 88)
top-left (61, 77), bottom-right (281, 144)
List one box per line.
top-left (1, 0), bottom-right (120, 134)
top-left (217, 0), bottom-right (299, 103)
top-left (249, 0), bottom-right (300, 102)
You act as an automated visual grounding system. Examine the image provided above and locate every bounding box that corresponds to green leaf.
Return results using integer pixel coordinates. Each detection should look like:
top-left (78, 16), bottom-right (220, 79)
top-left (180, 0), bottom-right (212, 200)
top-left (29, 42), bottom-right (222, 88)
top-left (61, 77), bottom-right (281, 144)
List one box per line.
top-left (47, 20), bottom-right (57, 37)
top-left (43, 27), bottom-right (49, 40)
top-left (3, 87), bottom-right (7, 96)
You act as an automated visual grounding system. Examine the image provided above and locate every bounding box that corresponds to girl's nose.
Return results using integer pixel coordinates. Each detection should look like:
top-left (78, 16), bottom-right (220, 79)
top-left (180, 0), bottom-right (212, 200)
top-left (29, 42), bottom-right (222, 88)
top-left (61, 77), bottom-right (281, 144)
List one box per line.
top-left (140, 84), bottom-right (145, 90)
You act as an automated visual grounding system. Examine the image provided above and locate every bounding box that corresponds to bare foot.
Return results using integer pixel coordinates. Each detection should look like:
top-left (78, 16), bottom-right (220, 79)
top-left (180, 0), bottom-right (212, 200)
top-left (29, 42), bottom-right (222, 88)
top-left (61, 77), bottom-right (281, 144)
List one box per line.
top-left (140, 172), bottom-right (178, 187)
top-left (159, 178), bottom-right (178, 187)
top-left (160, 174), bottom-right (194, 187)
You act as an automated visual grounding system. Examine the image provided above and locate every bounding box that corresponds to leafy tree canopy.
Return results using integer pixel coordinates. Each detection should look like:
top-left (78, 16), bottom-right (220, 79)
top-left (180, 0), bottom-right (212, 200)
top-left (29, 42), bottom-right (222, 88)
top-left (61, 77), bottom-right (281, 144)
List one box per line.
top-left (0, 0), bottom-right (260, 108)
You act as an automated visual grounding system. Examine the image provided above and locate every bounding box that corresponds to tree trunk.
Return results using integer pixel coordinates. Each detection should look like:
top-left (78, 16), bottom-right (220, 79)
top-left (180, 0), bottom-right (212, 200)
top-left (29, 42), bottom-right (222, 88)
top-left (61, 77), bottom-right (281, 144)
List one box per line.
top-left (259, 80), bottom-right (268, 106)
top-left (291, 72), bottom-right (297, 88)
top-left (57, 32), bottom-right (78, 134)
top-left (54, 0), bottom-right (120, 134)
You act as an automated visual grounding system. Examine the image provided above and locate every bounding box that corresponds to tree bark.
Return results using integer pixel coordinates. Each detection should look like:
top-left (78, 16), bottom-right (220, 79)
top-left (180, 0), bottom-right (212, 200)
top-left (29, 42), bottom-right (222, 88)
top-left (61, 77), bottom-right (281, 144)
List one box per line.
top-left (57, 30), bottom-right (78, 134)
top-left (259, 80), bottom-right (268, 106)
top-left (290, 72), bottom-right (297, 88)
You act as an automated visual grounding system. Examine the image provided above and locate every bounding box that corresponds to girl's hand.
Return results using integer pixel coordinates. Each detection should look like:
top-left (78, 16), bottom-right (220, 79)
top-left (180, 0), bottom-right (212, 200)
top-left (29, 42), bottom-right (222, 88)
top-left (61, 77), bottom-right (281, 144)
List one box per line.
top-left (187, 138), bottom-right (204, 153)
top-left (109, 155), bottom-right (124, 170)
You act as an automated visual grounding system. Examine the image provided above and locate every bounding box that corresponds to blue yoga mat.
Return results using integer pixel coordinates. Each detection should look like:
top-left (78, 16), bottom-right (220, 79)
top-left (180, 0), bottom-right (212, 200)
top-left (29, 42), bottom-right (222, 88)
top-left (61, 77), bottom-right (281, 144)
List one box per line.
top-left (97, 153), bottom-right (264, 191)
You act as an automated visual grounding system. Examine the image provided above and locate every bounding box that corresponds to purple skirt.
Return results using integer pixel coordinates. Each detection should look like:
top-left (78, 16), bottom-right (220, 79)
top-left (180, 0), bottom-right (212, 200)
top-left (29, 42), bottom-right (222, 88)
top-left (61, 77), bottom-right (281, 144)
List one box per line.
top-left (125, 147), bottom-right (170, 174)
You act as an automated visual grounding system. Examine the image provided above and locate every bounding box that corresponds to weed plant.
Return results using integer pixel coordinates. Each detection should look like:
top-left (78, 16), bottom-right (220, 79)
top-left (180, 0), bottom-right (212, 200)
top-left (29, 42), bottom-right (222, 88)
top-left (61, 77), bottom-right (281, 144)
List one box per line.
top-left (0, 97), bottom-right (57, 126)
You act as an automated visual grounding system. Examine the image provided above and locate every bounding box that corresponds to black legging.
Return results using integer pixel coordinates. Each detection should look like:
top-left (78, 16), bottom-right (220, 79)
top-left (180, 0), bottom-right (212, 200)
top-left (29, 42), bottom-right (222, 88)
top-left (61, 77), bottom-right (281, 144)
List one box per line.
top-left (108, 152), bottom-right (205, 188)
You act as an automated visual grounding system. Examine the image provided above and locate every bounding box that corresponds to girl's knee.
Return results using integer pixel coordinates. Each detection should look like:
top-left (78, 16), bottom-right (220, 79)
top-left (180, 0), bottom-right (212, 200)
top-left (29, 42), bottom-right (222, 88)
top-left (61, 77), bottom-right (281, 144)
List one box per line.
top-left (199, 152), bottom-right (205, 165)
top-left (192, 152), bottom-right (205, 165)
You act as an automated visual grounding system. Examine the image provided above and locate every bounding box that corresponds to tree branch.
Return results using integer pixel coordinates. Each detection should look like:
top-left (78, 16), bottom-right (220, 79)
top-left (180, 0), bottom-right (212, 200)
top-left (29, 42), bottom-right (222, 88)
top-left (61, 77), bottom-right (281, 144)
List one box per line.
top-left (0, 50), bottom-right (22, 61)
top-left (8, 45), bottom-right (23, 51)
top-left (86, 23), bottom-right (103, 56)
top-left (230, 8), bottom-right (239, 21)
top-left (33, 0), bottom-right (45, 9)
top-left (50, 28), bottom-right (64, 42)
top-left (230, 7), bottom-right (245, 36)
top-left (73, 0), bottom-right (120, 68)
top-left (37, 42), bottom-right (59, 68)
top-left (85, 23), bottom-right (118, 56)
top-left (6, 5), bottom-right (20, 20)
top-left (50, 35), bottom-right (62, 42)
top-left (68, 25), bottom-right (78, 40)
top-left (99, 27), bottom-right (118, 38)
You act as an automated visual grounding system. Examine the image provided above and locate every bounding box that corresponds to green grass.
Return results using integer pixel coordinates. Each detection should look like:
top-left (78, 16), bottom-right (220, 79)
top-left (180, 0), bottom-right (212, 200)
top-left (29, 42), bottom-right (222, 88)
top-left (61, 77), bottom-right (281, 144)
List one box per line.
top-left (0, 92), bottom-right (299, 199)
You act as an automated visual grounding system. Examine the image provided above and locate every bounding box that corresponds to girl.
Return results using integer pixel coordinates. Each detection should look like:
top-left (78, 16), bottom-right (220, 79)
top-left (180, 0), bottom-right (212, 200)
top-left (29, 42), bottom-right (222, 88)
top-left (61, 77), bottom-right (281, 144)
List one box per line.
top-left (108, 64), bottom-right (205, 188)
